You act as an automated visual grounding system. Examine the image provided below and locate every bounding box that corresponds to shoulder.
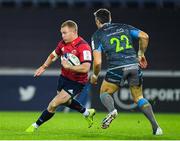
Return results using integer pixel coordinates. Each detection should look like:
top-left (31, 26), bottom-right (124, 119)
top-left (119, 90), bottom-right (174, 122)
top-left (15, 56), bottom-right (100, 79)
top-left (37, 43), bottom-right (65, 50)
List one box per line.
top-left (55, 40), bottom-right (64, 55)
top-left (75, 37), bottom-right (89, 47)
top-left (76, 38), bottom-right (91, 51)
top-left (117, 23), bottom-right (132, 30)
top-left (92, 29), bottom-right (101, 39)
top-left (79, 43), bottom-right (91, 51)
top-left (111, 22), bottom-right (122, 26)
top-left (112, 23), bottom-right (129, 28)
top-left (125, 24), bottom-right (139, 31)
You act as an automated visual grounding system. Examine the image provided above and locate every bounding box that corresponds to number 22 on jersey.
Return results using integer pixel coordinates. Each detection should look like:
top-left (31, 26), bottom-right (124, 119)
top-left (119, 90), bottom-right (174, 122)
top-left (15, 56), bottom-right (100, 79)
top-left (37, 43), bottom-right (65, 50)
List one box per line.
top-left (110, 34), bottom-right (132, 53)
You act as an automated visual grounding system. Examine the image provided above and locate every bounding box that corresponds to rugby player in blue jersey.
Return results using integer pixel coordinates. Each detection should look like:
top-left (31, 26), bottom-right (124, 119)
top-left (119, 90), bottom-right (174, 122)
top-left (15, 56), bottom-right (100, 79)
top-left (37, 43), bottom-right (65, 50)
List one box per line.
top-left (90, 8), bottom-right (162, 135)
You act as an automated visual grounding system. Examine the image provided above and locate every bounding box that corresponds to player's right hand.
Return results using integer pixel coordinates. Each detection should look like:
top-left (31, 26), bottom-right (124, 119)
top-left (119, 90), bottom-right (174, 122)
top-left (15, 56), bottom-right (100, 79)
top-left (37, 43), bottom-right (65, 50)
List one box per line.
top-left (138, 55), bottom-right (148, 69)
top-left (90, 74), bottom-right (98, 85)
top-left (34, 65), bottom-right (46, 77)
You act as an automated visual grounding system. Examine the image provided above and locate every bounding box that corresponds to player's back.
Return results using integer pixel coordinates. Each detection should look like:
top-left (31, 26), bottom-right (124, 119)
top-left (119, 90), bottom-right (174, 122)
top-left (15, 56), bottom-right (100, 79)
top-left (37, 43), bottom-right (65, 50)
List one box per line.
top-left (92, 23), bottom-right (138, 69)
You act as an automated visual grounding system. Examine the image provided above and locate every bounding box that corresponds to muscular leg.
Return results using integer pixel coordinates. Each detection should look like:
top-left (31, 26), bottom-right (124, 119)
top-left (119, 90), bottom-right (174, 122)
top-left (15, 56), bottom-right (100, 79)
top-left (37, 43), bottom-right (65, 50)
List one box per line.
top-left (100, 80), bottom-right (119, 113)
top-left (99, 80), bottom-right (119, 129)
top-left (48, 90), bottom-right (91, 118)
top-left (130, 85), bottom-right (161, 135)
top-left (35, 89), bottom-right (71, 127)
top-left (25, 90), bottom-right (72, 132)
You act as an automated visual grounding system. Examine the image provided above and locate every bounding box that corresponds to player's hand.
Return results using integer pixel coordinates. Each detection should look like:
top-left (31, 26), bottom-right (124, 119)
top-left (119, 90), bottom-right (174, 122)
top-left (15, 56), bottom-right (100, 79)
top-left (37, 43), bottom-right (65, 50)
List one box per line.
top-left (90, 74), bottom-right (98, 85)
top-left (61, 60), bottom-right (71, 70)
top-left (34, 65), bottom-right (46, 77)
top-left (138, 55), bottom-right (148, 69)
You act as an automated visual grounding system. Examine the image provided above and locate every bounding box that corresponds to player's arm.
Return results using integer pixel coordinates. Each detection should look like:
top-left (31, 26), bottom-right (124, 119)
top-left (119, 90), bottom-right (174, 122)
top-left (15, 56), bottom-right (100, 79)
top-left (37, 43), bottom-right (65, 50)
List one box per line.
top-left (61, 44), bottom-right (92, 73)
top-left (90, 34), bottom-right (102, 84)
top-left (92, 50), bottom-right (102, 77)
top-left (138, 31), bottom-right (149, 68)
top-left (34, 50), bottom-right (58, 77)
top-left (138, 31), bottom-right (149, 58)
top-left (130, 25), bottom-right (149, 68)
top-left (62, 61), bottom-right (91, 73)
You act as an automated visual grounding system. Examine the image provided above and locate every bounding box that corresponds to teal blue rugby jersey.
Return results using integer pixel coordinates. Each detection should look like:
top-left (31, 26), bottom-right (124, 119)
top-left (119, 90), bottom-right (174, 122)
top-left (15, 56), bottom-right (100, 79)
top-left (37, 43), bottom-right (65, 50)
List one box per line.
top-left (91, 23), bottom-right (141, 69)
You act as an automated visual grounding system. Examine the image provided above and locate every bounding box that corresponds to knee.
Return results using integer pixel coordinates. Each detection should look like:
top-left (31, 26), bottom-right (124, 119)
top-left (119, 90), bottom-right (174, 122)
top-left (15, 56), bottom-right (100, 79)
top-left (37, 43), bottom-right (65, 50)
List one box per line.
top-left (66, 99), bottom-right (72, 105)
top-left (133, 96), bottom-right (144, 104)
top-left (130, 85), bottom-right (143, 103)
top-left (51, 100), bottom-right (60, 108)
top-left (48, 101), bottom-right (58, 112)
top-left (100, 87), bottom-right (113, 95)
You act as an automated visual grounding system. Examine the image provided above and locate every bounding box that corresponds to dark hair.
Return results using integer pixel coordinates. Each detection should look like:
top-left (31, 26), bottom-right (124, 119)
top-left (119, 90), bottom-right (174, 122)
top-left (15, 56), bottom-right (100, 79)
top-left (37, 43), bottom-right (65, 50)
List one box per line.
top-left (61, 20), bottom-right (78, 31)
top-left (94, 8), bottom-right (111, 24)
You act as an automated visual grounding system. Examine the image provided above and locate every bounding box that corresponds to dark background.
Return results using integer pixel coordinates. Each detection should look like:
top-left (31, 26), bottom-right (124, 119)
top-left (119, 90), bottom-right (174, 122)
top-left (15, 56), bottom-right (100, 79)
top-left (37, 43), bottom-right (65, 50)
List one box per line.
top-left (0, 6), bottom-right (179, 70)
top-left (0, 0), bottom-right (180, 112)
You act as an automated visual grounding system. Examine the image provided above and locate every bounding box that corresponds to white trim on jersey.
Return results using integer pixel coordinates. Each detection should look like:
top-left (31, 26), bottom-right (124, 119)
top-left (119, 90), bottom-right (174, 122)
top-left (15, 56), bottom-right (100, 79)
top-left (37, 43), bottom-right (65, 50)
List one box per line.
top-left (108, 63), bottom-right (139, 71)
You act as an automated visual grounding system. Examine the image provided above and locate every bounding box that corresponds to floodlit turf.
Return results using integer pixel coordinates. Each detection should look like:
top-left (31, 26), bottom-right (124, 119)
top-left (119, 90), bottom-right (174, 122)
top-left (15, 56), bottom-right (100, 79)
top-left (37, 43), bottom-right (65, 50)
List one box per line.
top-left (0, 111), bottom-right (180, 140)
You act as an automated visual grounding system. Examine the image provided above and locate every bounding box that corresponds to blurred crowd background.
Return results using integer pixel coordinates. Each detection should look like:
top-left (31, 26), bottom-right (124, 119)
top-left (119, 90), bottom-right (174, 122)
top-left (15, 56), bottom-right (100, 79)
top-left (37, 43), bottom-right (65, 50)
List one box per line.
top-left (0, 0), bottom-right (180, 112)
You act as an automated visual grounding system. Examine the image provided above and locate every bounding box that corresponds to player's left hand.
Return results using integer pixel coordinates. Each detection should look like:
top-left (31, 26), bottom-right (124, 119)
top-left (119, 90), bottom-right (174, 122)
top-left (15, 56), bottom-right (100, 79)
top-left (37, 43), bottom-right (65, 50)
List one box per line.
top-left (138, 55), bottom-right (148, 69)
top-left (61, 60), bottom-right (71, 69)
top-left (90, 74), bottom-right (98, 84)
top-left (34, 65), bottom-right (46, 77)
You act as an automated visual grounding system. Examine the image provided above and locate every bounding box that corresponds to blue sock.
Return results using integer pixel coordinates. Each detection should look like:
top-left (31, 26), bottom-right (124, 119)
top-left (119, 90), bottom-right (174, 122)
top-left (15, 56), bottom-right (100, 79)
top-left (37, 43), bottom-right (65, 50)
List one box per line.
top-left (137, 98), bottom-right (149, 108)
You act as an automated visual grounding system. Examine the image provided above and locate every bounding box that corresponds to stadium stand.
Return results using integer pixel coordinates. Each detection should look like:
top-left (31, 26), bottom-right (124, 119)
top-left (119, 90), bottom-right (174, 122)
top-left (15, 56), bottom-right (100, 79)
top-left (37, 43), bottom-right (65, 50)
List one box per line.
top-left (0, 0), bottom-right (180, 8)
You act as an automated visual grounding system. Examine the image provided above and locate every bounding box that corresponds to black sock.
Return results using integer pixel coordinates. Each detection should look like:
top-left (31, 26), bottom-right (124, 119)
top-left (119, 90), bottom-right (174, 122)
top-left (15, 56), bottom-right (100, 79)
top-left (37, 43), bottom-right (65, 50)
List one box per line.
top-left (138, 98), bottom-right (159, 133)
top-left (36, 109), bottom-right (55, 126)
top-left (67, 99), bottom-right (86, 113)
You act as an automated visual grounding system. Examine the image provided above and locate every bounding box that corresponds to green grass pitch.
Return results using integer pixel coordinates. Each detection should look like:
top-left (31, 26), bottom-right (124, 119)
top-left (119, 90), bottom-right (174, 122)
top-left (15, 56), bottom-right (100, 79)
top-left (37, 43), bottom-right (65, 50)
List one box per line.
top-left (0, 111), bottom-right (180, 140)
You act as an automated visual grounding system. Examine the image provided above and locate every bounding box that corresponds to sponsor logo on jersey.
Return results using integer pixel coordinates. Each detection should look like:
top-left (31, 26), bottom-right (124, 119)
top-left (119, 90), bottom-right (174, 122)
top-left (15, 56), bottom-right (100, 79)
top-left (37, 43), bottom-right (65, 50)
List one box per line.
top-left (71, 49), bottom-right (77, 55)
top-left (83, 50), bottom-right (92, 61)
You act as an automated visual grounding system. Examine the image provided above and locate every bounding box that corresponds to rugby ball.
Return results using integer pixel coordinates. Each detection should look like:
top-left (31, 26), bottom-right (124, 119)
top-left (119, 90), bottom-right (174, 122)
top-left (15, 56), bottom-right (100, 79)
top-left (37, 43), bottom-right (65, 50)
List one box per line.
top-left (61, 53), bottom-right (80, 66)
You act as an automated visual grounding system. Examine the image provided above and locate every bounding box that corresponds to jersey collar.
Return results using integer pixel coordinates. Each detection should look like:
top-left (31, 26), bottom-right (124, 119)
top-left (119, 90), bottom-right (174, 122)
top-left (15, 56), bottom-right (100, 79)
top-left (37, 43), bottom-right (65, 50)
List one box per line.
top-left (71, 36), bottom-right (82, 46)
top-left (101, 22), bottom-right (111, 28)
top-left (64, 36), bottom-right (82, 46)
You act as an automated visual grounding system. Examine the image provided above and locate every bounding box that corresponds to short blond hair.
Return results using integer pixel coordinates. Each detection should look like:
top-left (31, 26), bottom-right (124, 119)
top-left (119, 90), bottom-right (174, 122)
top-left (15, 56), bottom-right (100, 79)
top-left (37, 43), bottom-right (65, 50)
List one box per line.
top-left (61, 20), bottom-right (78, 31)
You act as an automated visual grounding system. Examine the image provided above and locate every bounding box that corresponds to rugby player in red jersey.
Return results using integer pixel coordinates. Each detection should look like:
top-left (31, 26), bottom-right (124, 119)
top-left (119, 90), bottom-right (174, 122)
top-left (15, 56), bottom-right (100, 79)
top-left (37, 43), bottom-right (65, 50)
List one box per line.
top-left (25, 20), bottom-right (95, 132)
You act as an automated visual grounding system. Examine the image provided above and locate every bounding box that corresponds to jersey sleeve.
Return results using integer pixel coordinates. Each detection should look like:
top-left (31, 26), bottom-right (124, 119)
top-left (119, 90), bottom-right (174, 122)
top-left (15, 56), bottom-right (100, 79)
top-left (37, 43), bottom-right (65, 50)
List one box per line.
top-left (91, 32), bottom-right (103, 52)
top-left (55, 41), bottom-right (62, 56)
top-left (78, 44), bottom-right (92, 64)
top-left (128, 25), bottom-right (141, 39)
